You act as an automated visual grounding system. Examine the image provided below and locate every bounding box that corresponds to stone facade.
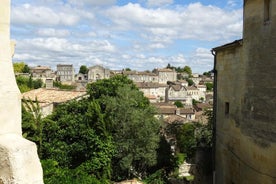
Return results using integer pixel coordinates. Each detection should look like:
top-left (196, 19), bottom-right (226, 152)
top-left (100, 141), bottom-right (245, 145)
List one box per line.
top-left (0, 1), bottom-right (43, 183)
top-left (30, 66), bottom-right (53, 82)
top-left (123, 71), bottom-right (158, 83)
top-left (56, 64), bottom-right (74, 83)
top-left (88, 65), bottom-right (110, 82)
top-left (154, 68), bottom-right (177, 84)
top-left (213, 0), bottom-right (276, 183)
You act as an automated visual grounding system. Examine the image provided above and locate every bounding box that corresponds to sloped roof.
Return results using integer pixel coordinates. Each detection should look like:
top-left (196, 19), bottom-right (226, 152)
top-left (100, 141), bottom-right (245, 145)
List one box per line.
top-left (22, 88), bottom-right (87, 104)
top-left (164, 115), bottom-right (187, 124)
top-left (135, 82), bottom-right (167, 88)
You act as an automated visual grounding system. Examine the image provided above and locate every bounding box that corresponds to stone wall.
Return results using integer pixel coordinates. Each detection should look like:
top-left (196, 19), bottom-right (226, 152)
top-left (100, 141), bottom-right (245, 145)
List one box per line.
top-left (0, 0), bottom-right (43, 183)
top-left (214, 0), bottom-right (276, 183)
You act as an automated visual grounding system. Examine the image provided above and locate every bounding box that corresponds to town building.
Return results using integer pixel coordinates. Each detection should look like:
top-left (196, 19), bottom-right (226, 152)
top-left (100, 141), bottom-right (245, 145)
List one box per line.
top-left (30, 65), bottom-right (55, 83)
top-left (153, 68), bottom-right (177, 84)
top-left (88, 65), bottom-right (110, 82)
top-left (135, 82), bottom-right (167, 102)
top-left (212, 0), bottom-right (276, 183)
top-left (123, 71), bottom-right (158, 83)
top-left (56, 64), bottom-right (75, 83)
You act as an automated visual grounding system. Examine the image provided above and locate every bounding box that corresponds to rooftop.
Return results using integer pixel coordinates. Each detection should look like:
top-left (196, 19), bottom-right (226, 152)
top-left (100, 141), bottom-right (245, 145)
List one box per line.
top-left (22, 88), bottom-right (87, 104)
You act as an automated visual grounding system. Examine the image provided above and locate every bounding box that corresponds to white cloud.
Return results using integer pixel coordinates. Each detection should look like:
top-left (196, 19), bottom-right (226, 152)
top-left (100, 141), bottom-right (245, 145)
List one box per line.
top-left (68, 0), bottom-right (116, 6)
top-left (147, 0), bottom-right (174, 7)
top-left (11, 1), bottom-right (243, 73)
top-left (188, 48), bottom-right (214, 73)
top-left (105, 3), bottom-right (242, 42)
top-left (36, 28), bottom-right (70, 37)
top-left (12, 4), bottom-right (80, 26)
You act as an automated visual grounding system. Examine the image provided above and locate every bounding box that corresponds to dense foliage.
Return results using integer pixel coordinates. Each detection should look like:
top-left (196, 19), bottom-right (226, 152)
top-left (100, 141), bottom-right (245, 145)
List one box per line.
top-left (22, 75), bottom-right (162, 183)
top-left (79, 65), bottom-right (89, 74)
top-left (13, 62), bottom-right (30, 73)
top-left (53, 81), bottom-right (76, 90)
top-left (21, 74), bottom-right (213, 183)
top-left (16, 76), bottom-right (43, 92)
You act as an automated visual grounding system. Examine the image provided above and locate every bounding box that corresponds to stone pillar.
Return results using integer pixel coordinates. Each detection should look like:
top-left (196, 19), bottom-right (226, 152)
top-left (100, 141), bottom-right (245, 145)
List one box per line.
top-left (0, 0), bottom-right (44, 183)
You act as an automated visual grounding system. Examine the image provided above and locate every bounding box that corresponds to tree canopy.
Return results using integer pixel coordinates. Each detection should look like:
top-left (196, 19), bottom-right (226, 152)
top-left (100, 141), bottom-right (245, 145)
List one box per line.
top-left (22, 75), bottom-right (162, 183)
top-left (79, 65), bottom-right (89, 74)
top-left (13, 62), bottom-right (30, 73)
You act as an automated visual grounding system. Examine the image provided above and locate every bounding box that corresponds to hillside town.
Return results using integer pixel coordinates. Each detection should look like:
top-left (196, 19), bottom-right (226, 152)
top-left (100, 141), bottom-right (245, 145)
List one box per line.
top-left (20, 64), bottom-right (213, 124)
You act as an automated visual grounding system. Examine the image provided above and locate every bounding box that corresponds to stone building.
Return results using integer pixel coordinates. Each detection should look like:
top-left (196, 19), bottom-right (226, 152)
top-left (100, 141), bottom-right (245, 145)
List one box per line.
top-left (56, 64), bottom-right (75, 83)
top-left (88, 65), bottom-right (110, 82)
top-left (30, 65), bottom-right (55, 83)
top-left (153, 68), bottom-right (177, 84)
top-left (123, 71), bottom-right (158, 83)
top-left (212, 0), bottom-right (276, 183)
top-left (135, 82), bottom-right (167, 102)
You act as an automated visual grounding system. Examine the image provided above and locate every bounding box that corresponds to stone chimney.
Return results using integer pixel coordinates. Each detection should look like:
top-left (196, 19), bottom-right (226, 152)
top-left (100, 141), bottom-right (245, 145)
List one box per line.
top-left (0, 0), bottom-right (44, 183)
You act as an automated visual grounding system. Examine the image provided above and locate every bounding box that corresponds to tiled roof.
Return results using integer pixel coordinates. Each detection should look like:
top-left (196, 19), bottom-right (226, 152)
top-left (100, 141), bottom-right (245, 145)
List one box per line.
top-left (157, 68), bottom-right (174, 72)
top-left (135, 82), bottom-right (167, 88)
top-left (31, 66), bottom-right (51, 70)
top-left (180, 108), bottom-right (194, 114)
top-left (164, 115), bottom-right (186, 124)
top-left (193, 103), bottom-right (212, 111)
top-left (123, 71), bottom-right (157, 76)
top-left (22, 88), bottom-right (87, 104)
top-left (185, 86), bottom-right (198, 91)
top-left (171, 84), bottom-right (182, 91)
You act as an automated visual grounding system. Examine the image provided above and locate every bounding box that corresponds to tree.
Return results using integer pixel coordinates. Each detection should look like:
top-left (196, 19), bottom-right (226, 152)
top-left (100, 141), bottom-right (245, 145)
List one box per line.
top-left (87, 76), bottom-right (160, 180)
top-left (174, 101), bottom-right (183, 108)
top-left (205, 83), bottom-right (213, 91)
top-left (22, 64), bottom-right (30, 73)
top-left (104, 86), bottom-right (160, 180)
top-left (124, 68), bottom-right (131, 71)
top-left (79, 65), bottom-right (89, 74)
top-left (42, 100), bottom-right (115, 181)
top-left (176, 123), bottom-right (197, 159)
top-left (87, 75), bottom-right (137, 100)
top-left (183, 66), bottom-right (192, 76)
top-left (13, 62), bottom-right (26, 73)
top-left (186, 78), bottom-right (194, 86)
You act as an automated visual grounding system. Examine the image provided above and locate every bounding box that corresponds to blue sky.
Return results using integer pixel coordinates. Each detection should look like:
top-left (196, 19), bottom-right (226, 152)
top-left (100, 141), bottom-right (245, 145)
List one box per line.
top-left (11, 0), bottom-right (243, 73)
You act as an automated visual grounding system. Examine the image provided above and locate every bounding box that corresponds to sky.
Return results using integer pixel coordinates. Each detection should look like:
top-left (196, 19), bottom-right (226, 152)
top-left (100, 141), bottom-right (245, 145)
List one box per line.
top-left (11, 0), bottom-right (243, 74)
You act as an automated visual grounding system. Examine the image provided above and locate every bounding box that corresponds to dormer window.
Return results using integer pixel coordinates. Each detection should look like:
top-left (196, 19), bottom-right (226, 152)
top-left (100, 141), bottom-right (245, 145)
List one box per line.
top-left (264, 0), bottom-right (271, 23)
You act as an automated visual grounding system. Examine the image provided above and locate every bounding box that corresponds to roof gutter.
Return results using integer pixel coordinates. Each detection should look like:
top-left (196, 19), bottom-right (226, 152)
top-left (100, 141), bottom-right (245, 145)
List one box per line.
top-left (211, 49), bottom-right (217, 184)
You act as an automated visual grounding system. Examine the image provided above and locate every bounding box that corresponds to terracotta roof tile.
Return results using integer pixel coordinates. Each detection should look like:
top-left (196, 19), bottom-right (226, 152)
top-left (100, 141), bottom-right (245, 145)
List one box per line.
top-left (22, 88), bottom-right (87, 104)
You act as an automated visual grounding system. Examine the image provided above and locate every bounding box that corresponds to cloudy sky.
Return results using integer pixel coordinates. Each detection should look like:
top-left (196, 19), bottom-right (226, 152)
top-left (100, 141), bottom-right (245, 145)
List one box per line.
top-left (11, 0), bottom-right (243, 73)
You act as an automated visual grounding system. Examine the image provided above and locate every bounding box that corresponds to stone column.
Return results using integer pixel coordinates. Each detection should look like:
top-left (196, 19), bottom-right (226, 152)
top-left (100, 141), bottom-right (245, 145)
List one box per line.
top-left (0, 0), bottom-right (44, 183)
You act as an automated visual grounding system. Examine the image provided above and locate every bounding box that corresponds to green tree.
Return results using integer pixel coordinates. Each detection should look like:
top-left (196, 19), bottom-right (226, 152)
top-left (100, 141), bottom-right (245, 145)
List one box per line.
top-left (205, 82), bottom-right (213, 91)
top-left (104, 86), bottom-right (160, 180)
top-left (42, 100), bottom-right (115, 181)
top-left (124, 68), bottom-right (131, 71)
top-left (22, 64), bottom-right (30, 73)
top-left (195, 109), bottom-right (213, 148)
top-left (13, 62), bottom-right (26, 73)
top-left (87, 75), bottom-right (137, 100)
top-left (176, 123), bottom-right (197, 159)
top-left (87, 76), bottom-right (160, 180)
top-left (186, 78), bottom-right (194, 86)
top-left (174, 101), bottom-right (183, 108)
top-left (183, 66), bottom-right (192, 76)
top-left (79, 65), bottom-right (89, 74)
top-left (22, 97), bottom-right (51, 157)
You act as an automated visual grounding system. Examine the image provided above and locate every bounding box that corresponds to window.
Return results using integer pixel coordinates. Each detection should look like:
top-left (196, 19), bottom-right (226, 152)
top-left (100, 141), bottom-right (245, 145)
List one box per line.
top-left (264, 0), bottom-right (271, 22)
top-left (225, 102), bottom-right (230, 115)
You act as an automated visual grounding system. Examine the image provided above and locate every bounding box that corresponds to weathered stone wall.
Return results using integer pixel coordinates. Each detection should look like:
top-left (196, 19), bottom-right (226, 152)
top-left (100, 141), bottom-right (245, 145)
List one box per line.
top-left (0, 0), bottom-right (44, 183)
top-left (214, 0), bottom-right (276, 183)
